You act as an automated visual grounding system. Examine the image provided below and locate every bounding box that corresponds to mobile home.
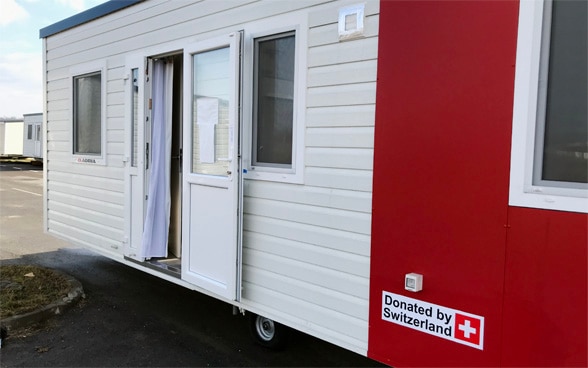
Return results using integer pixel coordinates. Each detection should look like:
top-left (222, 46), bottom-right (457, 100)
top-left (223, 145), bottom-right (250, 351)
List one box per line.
top-left (41, 0), bottom-right (587, 366)
top-left (23, 113), bottom-right (43, 159)
top-left (0, 118), bottom-right (24, 156)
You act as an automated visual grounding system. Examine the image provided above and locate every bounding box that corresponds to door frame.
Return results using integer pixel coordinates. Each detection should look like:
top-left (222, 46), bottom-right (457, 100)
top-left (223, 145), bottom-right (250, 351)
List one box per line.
top-left (124, 54), bottom-right (147, 260)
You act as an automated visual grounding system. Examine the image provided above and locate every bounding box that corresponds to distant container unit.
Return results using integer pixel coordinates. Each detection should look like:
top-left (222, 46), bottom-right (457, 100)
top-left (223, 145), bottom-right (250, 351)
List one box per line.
top-left (23, 113), bottom-right (43, 159)
top-left (40, 0), bottom-right (586, 366)
top-left (0, 118), bottom-right (23, 156)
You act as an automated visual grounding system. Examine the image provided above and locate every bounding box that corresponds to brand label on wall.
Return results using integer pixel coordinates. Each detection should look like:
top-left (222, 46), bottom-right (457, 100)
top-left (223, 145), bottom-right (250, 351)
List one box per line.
top-left (381, 291), bottom-right (484, 350)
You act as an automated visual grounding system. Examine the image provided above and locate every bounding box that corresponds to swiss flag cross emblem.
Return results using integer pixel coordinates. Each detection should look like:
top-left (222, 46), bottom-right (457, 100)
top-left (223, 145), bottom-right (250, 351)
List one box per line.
top-left (454, 313), bottom-right (481, 346)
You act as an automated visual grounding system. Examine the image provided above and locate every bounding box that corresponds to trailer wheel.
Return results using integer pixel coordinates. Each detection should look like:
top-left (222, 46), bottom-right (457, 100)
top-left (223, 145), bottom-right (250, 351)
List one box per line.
top-left (249, 314), bottom-right (289, 349)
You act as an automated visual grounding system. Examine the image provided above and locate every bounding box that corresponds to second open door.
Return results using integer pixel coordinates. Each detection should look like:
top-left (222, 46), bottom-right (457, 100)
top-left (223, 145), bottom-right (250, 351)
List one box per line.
top-left (181, 33), bottom-right (242, 301)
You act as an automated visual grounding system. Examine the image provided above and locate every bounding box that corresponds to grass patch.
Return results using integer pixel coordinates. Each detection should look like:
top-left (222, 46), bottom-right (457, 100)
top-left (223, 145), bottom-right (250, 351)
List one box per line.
top-left (0, 265), bottom-right (71, 318)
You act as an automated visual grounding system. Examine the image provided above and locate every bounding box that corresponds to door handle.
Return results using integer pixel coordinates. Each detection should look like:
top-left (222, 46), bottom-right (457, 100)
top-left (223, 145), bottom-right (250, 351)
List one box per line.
top-left (145, 143), bottom-right (149, 170)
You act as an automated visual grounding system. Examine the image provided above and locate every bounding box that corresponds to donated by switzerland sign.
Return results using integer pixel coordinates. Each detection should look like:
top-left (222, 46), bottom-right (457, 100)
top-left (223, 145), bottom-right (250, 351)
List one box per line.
top-left (381, 291), bottom-right (485, 350)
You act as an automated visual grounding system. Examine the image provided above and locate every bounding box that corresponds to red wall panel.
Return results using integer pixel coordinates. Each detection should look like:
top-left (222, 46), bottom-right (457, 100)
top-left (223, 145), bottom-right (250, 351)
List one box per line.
top-left (502, 207), bottom-right (587, 366)
top-left (369, 1), bottom-right (518, 366)
top-left (369, 1), bottom-right (587, 366)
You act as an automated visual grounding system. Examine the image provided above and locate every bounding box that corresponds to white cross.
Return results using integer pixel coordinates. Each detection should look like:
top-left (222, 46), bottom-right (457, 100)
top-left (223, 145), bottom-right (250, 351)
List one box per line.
top-left (458, 319), bottom-right (477, 338)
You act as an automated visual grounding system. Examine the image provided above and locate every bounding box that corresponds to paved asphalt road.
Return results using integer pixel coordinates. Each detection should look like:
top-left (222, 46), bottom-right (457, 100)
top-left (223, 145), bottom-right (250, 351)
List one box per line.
top-left (0, 162), bottom-right (384, 367)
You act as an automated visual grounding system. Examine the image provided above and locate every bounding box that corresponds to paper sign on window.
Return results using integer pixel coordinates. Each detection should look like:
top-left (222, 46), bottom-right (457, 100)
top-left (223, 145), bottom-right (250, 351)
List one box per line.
top-left (197, 97), bottom-right (218, 164)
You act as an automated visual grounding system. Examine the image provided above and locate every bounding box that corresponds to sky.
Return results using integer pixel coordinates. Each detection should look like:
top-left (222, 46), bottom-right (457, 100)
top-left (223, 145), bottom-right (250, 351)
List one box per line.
top-left (0, 0), bottom-right (108, 118)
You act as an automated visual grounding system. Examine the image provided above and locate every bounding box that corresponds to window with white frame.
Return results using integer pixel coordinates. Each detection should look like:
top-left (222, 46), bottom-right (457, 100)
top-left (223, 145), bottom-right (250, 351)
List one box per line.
top-left (252, 31), bottom-right (296, 169)
top-left (27, 125), bottom-right (33, 140)
top-left (510, 0), bottom-right (587, 213)
top-left (72, 70), bottom-right (103, 158)
top-left (243, 19), bottom-right (306, 184)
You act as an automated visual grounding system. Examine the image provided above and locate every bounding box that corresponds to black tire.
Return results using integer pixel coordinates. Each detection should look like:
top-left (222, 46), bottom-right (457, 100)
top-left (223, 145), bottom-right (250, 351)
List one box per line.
top-left (248, 313), bottom-right (289, 350)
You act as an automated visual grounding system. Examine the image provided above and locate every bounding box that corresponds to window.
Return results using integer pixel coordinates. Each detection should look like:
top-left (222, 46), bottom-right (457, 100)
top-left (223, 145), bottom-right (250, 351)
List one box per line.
top-left (27, 125), bottom-right (33, 140)
top-left (510, 0), bottom-right (587, 213)
top-left (191, 46), bottom-right (232, 176)
top-left (252, 32), bottom-right (296, 169)
top-left (73, 71), bottom-right (102, 156)
top-left (240, 16), bottom-right (307, 183)
top-left (534, 0), bottom-right (587, 188)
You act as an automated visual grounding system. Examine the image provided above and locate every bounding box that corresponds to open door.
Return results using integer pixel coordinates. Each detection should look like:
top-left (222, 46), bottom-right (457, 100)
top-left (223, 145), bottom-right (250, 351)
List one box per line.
top-left (34, 124), bottom-right (42, 157)
top-left (181, 33), bottom-right (242, 300)
top-left (124, 56), bottom-right (147, 261)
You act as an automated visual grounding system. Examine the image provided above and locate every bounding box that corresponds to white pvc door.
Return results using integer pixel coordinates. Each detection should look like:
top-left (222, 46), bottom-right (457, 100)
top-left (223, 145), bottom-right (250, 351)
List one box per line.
top-left (124, 57), bottom-right (147, 261)
top-left (181, 33), bottom-right (241, 300)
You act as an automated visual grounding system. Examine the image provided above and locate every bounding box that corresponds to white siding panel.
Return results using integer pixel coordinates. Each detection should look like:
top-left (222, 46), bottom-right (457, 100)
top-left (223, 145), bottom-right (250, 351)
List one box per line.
top-left (307, 126), bottom-right (375, 148)
top-left (307, 60), bottom-right (377, 87)
top-left (107, 119), bottom-right (125, 134)
top-left (48, 209), bottom-right (123, 240)
top-left (46, 130), bottom-right (69, 142)
top-left (107, 129), bottom-right (124, 143)
top-left (308, 37), bottom-right (379, 68)
top-left (107, 82), bottom-right (124, 96)
top-left (306, 147), bottom-right (373, 170)
top-left (47, 110), bottom-right (69, 122)
top-left (47, 78), bottom-right (69, 91)
top-left (107, 91), bottom-right (125, 105)
top-left (46, 66), bottom-right (68, 78)
top-left (48, 219), bottom-right (122, 252)
top-left (50, 181), bottom-right (123, 205)
top-left (244, 197), bottom-right (371, 235)
top-left (243, 265), bottom-right (367, 319)
top-left (47, 119), bottom-right (69, 130)
top-left (307, 82), bottom-right (376, 107)
top-left (305, 167), bottom-right (373, 192)
top-left (49, 171), bottom-right (124, 193)
top-left (306, 105), bottom-right (375, 128)
top-left (47, 99), bottom-right (69, 112)
top-left (107, 105), bottom-right (125, 119)
top-left (107, 142), bottom-right (124, 156)
top-left (47, 88), bottom-right (69, 102)
top-left (243, 215), bottom-right (371, 256)
top-left (244, 180), bottom-right (372, 212)
top-left (107, 65), bottom-right (125, 80)
top-left (48, 161), bottom-right (123, 179)
top-left (46, 141), bottom-right (69, 153)
top-left (244, 248), bottom-right (369, 299)
top-left (48, 190), bottom-right (123, 219)
top-left (107, 157), bottom-right (125, 168)
top-left (46, 152), bottom-right (70, 164)
top-left (244, 232), bottom-right (369, 278)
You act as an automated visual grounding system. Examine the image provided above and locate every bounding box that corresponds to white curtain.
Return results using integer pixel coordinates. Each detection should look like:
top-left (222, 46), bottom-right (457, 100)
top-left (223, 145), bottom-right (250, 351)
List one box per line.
top-left (141, 60), bottom-right (173, 259)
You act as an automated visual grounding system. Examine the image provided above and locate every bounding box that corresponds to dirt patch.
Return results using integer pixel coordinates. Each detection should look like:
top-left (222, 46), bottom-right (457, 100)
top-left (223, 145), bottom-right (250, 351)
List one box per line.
top-left (0, 265), bottom-right (71, 318)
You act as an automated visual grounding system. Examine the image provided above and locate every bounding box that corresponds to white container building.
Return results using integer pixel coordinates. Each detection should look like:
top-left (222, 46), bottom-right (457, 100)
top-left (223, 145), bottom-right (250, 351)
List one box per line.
top-left (23, 113), bottom-right (43, 159)
top-left (40, 0), bottom-right (378, 356)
